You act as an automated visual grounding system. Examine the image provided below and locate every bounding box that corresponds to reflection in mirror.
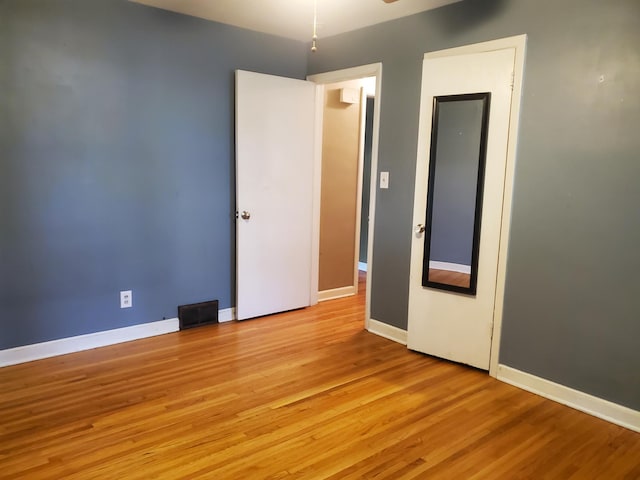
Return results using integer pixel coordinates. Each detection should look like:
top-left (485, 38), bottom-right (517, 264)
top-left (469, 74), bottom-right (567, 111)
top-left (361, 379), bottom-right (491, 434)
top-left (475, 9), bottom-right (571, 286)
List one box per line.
top-left (422, 93), bottom-right (490, 295)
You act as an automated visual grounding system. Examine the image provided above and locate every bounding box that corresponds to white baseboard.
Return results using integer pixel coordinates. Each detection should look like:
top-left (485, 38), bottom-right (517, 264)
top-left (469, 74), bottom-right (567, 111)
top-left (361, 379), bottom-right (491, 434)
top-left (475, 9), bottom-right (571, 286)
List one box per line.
top-left (367, 318), bottom-right (407, 345)
top-left (497, 364), bottom-right (640, 433)
top-left (0, 306), bottom-right (237, 367)
top-left (0, 318), bottom-right (179, 368)
top-left (358, 262), bottom-right (368, 272)
top-left (218, 307), bottom-right (235, 322)
top-left (318, 286), bottom-right (356, 302)
top-left (428, 261), bottom-right (471, 274)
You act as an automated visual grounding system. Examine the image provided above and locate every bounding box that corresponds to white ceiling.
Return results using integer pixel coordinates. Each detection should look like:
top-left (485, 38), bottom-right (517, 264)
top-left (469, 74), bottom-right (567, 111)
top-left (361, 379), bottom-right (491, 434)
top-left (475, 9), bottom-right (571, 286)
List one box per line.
top-left (131, 0), bottom-right (460, 42)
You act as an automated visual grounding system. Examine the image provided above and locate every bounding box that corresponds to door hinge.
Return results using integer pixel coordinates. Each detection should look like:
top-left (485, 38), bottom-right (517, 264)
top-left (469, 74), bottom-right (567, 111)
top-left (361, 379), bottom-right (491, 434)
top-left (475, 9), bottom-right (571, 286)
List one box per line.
top-left (510, 71), bottom-right (515, 90)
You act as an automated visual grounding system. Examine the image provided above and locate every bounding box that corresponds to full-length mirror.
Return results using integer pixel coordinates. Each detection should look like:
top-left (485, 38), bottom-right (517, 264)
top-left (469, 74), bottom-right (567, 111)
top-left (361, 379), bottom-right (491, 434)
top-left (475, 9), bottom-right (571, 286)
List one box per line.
top-left (422, 93), bottom-right (490, 295)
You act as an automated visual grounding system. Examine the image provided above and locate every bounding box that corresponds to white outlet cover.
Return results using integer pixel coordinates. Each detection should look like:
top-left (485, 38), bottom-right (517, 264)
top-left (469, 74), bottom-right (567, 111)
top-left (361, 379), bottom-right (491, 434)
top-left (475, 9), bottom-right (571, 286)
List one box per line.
top-left (120, 290), bottom-right (133, 309)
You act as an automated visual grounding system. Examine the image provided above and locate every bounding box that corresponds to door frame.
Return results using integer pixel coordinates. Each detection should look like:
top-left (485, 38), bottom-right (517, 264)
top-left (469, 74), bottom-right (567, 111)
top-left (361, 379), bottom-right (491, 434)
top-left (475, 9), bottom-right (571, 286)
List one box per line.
top-left (417, 35), bottom-right (526, 377)
top-left (307, 63), bottom-right (383, 330)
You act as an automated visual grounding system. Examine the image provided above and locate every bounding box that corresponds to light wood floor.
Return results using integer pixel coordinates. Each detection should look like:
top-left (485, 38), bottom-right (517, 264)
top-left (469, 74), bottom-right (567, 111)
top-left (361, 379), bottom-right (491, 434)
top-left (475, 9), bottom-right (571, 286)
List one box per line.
top-left (1, 275), bottom-right (639, 479)
top-left (428, 268), bottom-right (471, 289)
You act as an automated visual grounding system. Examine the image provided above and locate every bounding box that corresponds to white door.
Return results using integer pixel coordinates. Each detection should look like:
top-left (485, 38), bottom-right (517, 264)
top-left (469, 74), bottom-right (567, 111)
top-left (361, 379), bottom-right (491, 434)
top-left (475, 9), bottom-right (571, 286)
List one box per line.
top-left (407, 48), bottom-right (515, 369)
top-left (235, 70), bottom-right (317, 320)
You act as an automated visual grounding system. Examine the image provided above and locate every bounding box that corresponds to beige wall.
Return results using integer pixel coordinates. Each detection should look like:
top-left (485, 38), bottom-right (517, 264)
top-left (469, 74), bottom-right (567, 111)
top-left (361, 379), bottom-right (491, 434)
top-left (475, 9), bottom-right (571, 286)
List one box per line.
top-left (319, 79), bottom-right (366, 292)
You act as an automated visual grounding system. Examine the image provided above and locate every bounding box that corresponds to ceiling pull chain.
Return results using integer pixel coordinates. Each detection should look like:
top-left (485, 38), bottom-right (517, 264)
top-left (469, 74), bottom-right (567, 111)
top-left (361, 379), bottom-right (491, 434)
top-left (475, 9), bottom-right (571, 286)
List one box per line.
top-left (311, 0), bottom-right (318, 52)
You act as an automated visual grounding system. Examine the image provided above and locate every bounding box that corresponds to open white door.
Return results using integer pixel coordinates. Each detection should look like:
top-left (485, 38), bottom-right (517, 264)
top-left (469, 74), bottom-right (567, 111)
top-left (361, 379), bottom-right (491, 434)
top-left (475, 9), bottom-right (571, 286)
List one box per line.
top-left (407, 47), bottom-right (516, 370)
top-left (235, 70), bottom-right (317, 320)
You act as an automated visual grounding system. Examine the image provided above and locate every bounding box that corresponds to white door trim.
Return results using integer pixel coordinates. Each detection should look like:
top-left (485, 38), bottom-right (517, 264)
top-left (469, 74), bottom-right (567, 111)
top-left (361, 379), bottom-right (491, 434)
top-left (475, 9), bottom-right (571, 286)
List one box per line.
top-left (423, 35), bottom-right (527, 377)
top-left (352, 87), bottom-right (368, 295)
top-left (307, 63), bottom-right (383, 331)
top-left (310, 84), bottom-right (324, 306)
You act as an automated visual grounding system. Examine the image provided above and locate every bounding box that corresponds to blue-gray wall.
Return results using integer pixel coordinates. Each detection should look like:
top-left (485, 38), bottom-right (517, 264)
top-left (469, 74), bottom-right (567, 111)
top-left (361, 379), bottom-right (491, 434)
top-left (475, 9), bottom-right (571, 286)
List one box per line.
top-left (0, 0), bottom-right (307, 349)
top-left (308, 0), bottom-right (640, 410)
top-left (2, 0), bottom-right (639, 412)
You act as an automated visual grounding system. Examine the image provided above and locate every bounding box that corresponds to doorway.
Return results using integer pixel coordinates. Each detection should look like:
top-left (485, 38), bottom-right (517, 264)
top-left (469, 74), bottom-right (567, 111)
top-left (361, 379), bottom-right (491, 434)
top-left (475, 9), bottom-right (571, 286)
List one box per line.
top-left (308, 63), bottom-right (382, 329)
top-left (316, 77), bottom-right (375, 301)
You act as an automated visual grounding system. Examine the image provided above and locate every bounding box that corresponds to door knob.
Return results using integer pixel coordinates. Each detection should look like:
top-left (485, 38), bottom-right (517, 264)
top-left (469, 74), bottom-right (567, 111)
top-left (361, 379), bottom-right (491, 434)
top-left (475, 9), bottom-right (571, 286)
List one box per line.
top-left (415, 224), bottom-right (425, 234)
top-left (241, 210), bottom-right (251, 220)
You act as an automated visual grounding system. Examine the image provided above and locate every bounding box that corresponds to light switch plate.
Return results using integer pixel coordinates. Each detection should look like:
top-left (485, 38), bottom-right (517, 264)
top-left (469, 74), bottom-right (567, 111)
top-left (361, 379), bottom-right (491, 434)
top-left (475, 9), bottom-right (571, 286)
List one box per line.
top-left (380, 171), bottom-right (389, 189)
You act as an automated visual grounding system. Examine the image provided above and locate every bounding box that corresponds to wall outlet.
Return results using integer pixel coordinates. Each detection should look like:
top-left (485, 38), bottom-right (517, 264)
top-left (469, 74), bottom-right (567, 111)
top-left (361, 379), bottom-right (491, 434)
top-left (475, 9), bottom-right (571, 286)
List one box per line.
top-left (120, 290), bottom-right (133, 309)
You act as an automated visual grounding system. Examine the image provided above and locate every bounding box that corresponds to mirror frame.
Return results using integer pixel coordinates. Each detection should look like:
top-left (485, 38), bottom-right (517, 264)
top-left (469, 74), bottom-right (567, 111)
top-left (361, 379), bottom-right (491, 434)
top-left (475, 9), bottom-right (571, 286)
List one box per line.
top-left (421, 92), bottom-right (491, 295)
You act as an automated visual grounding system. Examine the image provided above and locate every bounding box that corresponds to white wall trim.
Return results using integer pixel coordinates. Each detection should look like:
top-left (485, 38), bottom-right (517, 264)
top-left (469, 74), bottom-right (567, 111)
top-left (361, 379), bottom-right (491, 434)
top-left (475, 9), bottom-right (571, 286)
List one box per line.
top-left (367, 319), bottom-right (408, 345)
top-left (0, 318), bottom-right (179, 368)
top-left (428, 261), bottom-right (470, 274)
top-left (352, 86), bottom-right (367, 298)
top-left (358, 262), bottom-right (368, 272)
top-left (309, 83), bottom-right (324, 307)
top-left (489, 34), bottom-right (527, 378)
top-left (307, 63), bottom-right (381, 85)
top-left (1, 306), bottom-right (237, 367)
top-left (218, 308), bottom-right (236, 323)
top-left (498, 365), bottom-right (640, 433)
top-left (424, 34), bottom-right (526, 60)
top-left (318, 286), bottom-right (356, 302)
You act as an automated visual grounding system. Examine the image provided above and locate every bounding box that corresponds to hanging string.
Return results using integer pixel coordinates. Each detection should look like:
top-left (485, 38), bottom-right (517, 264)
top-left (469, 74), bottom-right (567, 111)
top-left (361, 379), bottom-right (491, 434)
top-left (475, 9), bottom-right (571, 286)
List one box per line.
top-left (311, 0), bottom-right (318, 52)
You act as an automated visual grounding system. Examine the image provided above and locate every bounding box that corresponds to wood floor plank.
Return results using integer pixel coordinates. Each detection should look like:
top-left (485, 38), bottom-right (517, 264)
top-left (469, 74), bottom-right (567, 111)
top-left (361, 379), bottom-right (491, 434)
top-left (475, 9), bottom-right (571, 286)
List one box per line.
top-left (1, 273), bottom-right (639, 478)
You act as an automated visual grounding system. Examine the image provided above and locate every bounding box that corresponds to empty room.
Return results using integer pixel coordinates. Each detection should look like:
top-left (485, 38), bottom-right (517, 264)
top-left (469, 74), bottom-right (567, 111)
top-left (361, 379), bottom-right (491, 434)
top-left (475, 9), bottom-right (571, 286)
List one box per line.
top-left (1, 0), bottom-right (639, 478)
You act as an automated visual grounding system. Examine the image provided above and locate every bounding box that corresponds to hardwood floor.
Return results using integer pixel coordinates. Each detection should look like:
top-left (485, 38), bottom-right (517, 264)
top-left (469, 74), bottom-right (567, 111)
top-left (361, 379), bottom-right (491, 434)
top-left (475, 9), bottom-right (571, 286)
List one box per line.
top-left (428, 268), bottom-right (471, 289)
top-left (1, 274), bottom-right (639, 479)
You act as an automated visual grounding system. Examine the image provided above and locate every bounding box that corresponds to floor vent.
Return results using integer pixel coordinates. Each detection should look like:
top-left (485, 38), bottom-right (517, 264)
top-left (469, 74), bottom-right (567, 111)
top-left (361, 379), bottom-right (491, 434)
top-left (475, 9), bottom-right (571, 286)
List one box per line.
top-left (178, 300), bottom-right (219, 330)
